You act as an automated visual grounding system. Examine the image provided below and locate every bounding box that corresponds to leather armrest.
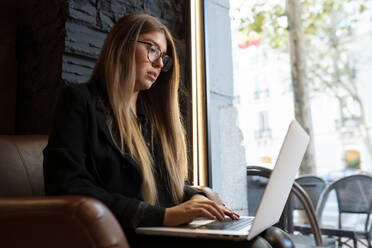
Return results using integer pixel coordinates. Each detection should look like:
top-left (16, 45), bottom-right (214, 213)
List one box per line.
top-left (262, 226), bottom-right (295, 248)
top-left (0, 196), bottom-right (130, 248)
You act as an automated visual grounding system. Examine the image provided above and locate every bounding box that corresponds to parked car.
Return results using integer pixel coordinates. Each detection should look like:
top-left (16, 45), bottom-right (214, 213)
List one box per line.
top-left (321, 169), bottom-right (369, 183)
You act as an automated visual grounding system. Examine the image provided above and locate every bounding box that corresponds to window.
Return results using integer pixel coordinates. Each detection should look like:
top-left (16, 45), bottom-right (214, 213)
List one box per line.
top-left (192, 0), bottom-right (372, 213)
top-left (345, 150), bottom-right (361, 170)
top-left (335, 96), bottom-right (361, 130)
top-left (255, 111), bottom-right (272, 139)
top-left (261, 156), bottom-right (272, 164)
top-left (254, 89), bottom-right (270, 100)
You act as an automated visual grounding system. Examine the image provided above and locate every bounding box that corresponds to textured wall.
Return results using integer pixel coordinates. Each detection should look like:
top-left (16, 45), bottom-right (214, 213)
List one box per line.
top-left (16, 0), bottom-right (68, 134)
top-left (0, 1), bottom-right (17, 133)
top-left (63, 0), bottom-right (187, 84)
top-left (15, 0), bottom-right (190, 135)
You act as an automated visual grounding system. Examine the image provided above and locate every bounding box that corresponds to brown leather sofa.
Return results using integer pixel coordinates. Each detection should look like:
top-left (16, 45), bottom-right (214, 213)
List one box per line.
top-left (0, 135), bottom-right (294, 248)
top-left (0, 135), bottom-right (130, 248)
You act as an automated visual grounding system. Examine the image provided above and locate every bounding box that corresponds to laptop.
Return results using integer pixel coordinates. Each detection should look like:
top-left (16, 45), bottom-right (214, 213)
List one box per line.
top-left (136, 119), bottom-right (310, 241)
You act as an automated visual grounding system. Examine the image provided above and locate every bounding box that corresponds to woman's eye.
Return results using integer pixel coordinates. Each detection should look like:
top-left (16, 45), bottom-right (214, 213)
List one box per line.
top-left (149, 47), bottom-right (157, 54)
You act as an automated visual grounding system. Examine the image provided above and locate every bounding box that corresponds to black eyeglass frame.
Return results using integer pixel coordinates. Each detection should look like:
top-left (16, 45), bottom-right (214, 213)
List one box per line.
top-left (136, 40), bottom-right (172, 72)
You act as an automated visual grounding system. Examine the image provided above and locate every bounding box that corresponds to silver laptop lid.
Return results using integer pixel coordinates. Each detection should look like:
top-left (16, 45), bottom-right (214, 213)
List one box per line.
top-left (248, 120), bottom-right (309, 240)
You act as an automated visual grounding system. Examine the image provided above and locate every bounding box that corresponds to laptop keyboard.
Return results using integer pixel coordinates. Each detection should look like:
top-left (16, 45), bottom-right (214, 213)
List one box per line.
top-left (197, 217), bottom-right (254, 231)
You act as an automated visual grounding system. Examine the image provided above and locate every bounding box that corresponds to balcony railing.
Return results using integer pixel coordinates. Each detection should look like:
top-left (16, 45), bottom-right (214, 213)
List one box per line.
top-left (335, 116), bottom-right (361, 131)
top-left (254, 128), bottom-right (272, 139)
top-left (254, 89), bottom-right (270, 100)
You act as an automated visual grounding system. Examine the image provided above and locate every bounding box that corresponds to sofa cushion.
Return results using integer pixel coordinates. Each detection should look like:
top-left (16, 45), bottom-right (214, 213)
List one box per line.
top-left (0, 135), bottom-right (47, 197)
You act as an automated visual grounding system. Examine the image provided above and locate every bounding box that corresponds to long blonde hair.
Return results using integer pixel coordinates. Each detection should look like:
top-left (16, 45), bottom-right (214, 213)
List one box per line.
top-left (89, 13), bottom-right (187, 205)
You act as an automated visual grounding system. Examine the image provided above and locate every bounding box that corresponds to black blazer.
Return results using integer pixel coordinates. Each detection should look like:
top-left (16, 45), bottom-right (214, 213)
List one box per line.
top-left (43, 83), bottom-right (201, 237)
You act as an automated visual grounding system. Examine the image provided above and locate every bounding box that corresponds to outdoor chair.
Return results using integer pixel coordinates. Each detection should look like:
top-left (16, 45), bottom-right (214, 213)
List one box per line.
top-left (315, 174), bottom-right (372, 248)
top-left (294, 175), bottom-right (327, 210)
top-left (247, 166), bottom-right (336, 248)
top-left (292, 175), bottom-right (327, 232)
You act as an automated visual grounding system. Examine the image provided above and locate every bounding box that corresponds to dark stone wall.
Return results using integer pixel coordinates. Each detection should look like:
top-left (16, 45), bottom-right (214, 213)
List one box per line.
top-left (16, 0), bottom-right (68, 134)
top-left (14, 0), bottom-right (191, 136)
top-left (0, 1), bottom-right (17, 133)
top-left (63, 0), bottom-right (188, 84)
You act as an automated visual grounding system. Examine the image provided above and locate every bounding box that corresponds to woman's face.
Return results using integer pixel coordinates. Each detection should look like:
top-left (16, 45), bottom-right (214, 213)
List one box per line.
top-left (134, 31), bottom-right (167, 92)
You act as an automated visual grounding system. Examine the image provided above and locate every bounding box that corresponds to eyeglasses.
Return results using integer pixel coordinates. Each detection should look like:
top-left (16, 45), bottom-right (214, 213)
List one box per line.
top-left (137, 40), bottom-right (172, 72)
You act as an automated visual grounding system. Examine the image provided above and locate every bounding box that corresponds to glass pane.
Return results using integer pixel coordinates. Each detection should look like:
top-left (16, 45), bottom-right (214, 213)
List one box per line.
top-left (203, 0), bottom-right (372, 214)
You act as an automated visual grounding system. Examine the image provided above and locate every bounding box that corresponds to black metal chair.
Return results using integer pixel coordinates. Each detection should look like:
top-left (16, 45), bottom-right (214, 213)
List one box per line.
top-left (292, 175), bottom-right (327, 232)
top-left (294, 175), bottom-right (327, 211)
top-left (315, 174), bottom-right (372, 248)
top-left (247, 166), bottom-right (335, 247)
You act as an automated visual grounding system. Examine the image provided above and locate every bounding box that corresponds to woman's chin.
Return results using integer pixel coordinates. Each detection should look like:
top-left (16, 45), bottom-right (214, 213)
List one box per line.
top-left (138, 81), bottom-right (154, 91)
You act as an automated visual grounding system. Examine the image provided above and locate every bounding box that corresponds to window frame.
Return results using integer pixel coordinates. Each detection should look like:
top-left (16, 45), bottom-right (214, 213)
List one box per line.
top-left (189, 0), bottom-right (209, 186)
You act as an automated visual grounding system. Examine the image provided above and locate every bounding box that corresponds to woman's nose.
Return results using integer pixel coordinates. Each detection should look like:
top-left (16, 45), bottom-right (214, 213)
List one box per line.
top-left (152, 57), bottom-right (164, 69)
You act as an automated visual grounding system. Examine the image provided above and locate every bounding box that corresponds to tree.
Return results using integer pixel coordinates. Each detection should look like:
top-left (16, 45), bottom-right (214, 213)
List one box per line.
top-left (286, 0), bottom-right (316, 174)
top-left (307, 0), bottom-right (372, 165)
top-left (233, 0), bottom-right (316, 174)
top-left (233, 0), bottom-right (371, 174)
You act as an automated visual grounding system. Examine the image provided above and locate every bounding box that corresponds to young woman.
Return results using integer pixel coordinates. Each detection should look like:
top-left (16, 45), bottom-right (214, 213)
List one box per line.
top-left (43, 13), bottom-right (273, 248)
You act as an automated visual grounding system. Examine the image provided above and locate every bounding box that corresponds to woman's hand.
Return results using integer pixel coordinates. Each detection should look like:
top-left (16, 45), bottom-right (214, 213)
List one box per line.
top-left (163, 194), bottom-right (240, 226)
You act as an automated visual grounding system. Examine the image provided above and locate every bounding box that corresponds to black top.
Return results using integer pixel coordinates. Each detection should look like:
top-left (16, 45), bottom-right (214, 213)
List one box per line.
top-left (43, 83), bottom-right (202, 244)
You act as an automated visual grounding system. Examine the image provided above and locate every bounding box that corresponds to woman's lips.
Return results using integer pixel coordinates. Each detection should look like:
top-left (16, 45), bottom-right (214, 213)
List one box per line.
top-left (147, 72), bottom-right (157, 81)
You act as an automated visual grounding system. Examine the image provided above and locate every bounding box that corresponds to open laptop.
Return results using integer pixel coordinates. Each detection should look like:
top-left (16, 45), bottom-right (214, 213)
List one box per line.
top-left (136, 119), bottom-right (310, 241)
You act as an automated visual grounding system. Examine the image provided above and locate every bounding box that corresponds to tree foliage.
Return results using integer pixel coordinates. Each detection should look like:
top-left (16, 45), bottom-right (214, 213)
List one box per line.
top-left (233, 0), bottom-right (372, 171)
top-left (233, 0), bottom-right (370, 99)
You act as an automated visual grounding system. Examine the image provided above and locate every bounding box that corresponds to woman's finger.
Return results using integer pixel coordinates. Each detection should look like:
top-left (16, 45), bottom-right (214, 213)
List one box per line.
top-left (221, 207), bottom-right (235, 219)
top-left (205, 200), bottom-right (226, 219)
top-left (192, 199), bottom-right (225, 220)
top-left (192, 201), bottom-right (225, 221)
top-left (196, 208), bottom-right (217, 220)
top-left (220, 205), bottom-right (240, 220)
top-left (201, 202), bottom-right (226, 221)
